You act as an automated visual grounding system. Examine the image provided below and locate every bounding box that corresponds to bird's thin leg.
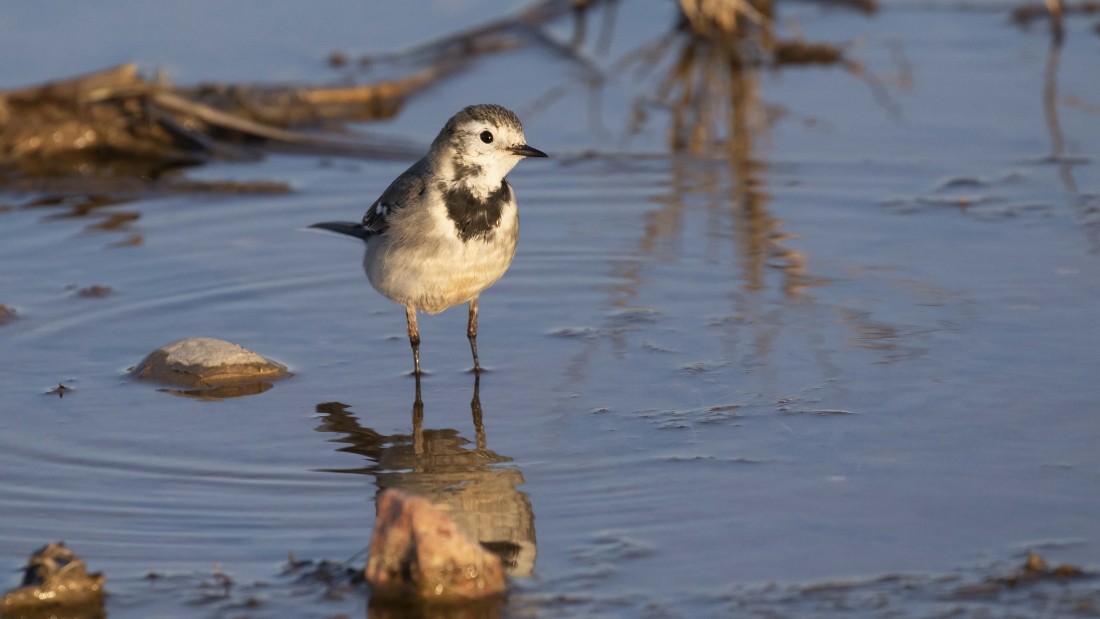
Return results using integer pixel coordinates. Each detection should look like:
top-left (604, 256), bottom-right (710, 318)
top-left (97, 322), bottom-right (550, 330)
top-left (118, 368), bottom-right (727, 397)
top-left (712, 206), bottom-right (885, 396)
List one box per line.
top-left (467, 298), bottom-right (481, 372)
top-left (405, 305), bottom-right (421, 375)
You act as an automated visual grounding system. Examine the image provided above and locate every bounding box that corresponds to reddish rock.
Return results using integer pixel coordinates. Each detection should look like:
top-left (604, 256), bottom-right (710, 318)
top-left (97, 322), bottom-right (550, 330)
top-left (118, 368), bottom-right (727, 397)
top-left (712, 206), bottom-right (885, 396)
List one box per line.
top-left (366, 489), bottom-right (506, 602)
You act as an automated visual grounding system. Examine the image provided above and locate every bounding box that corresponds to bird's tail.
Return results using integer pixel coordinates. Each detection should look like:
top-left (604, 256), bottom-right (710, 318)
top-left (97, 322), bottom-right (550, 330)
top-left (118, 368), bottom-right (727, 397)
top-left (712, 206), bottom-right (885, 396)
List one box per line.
top-left (309, 221), bottom-right (373, 241)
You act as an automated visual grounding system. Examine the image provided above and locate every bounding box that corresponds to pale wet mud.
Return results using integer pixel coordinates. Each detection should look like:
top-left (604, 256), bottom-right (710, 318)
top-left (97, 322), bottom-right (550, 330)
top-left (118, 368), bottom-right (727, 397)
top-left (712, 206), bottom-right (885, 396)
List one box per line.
top-left (2, 1), bottom-right (1099, 618)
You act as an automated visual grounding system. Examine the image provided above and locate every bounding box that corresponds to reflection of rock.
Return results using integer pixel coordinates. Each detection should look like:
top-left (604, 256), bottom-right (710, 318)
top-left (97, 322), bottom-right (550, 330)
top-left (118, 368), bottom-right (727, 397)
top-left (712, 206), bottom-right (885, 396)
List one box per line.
top-left (367, 597), bottom-right (502, 619)
top-left (0, 542), bottom-right (105, 619)
top-left (366, 489), bottom-right (506, 601)
top-left (132, 337), bottom-right (290, 398)
top-left (315, 376), bottom-right (536, 577)
top-left (158, 382), bottom-right (276, 400)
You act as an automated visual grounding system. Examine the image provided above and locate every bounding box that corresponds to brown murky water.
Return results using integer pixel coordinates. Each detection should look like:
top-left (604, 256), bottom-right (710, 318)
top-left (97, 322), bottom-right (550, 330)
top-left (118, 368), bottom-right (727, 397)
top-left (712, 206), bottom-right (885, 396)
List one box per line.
top-left (2, 1), bottom-right (1099, 617)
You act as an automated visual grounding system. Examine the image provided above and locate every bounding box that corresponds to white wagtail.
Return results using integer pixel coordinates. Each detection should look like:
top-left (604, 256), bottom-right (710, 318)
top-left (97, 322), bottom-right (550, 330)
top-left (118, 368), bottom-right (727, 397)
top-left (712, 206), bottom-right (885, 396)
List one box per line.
top-left (312, 104), bottom-right (547, 375)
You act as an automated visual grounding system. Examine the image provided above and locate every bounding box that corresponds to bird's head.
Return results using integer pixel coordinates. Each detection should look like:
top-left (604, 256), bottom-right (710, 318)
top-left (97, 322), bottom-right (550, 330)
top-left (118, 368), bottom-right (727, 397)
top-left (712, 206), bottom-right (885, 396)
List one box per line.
top-left (432, 104), bottom-right (547, 190)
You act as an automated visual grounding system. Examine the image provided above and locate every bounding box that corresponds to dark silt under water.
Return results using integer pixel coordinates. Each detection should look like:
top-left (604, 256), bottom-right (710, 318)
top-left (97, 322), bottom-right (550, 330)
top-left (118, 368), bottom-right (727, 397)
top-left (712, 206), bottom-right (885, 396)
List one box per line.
top-left (2, 2), bottom-right (1099, 617)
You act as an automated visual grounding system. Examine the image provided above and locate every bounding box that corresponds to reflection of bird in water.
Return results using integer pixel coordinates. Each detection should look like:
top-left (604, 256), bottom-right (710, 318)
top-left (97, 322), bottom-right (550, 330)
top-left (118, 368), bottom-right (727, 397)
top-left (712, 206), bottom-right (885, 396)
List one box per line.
top-left (311, 104), bottom-right (547, 375)
top-left (314, 376), bottom-right (536, 576)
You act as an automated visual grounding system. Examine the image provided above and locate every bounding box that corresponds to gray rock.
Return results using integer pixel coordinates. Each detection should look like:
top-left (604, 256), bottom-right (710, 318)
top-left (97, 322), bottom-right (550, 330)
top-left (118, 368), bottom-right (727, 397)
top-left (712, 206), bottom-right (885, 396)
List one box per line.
top-left (132, 337), bottom-right (290, 389)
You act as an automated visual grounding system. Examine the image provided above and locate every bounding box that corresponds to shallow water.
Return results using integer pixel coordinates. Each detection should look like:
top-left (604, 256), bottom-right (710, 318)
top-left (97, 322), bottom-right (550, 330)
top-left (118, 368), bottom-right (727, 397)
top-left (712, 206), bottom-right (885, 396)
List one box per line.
top-left (2, 1), bottom-right (1100, 617)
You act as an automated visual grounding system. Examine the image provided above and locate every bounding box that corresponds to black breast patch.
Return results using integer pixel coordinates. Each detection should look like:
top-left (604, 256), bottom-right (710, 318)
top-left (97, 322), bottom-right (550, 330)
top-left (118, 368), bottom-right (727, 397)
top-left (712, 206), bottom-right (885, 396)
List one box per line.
top-left (445, 181), bottom-right (512, 242)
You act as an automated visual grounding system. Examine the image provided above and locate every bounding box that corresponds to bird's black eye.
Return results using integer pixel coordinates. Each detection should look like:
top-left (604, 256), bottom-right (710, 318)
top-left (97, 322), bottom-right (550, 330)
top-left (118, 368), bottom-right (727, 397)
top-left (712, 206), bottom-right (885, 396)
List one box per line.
top-left (480, 130), bottom-right (493, 144)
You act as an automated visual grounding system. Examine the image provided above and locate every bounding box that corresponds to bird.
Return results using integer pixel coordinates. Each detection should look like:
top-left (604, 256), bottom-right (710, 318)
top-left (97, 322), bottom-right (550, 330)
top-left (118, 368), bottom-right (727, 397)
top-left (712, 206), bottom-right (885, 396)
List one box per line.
top-left (311, 104), bottom-right (547, 375)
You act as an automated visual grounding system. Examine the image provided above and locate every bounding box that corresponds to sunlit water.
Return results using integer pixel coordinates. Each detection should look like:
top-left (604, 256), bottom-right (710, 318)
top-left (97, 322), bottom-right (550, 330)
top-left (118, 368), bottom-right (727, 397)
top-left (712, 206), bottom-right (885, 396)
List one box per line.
top-left (1, 2), bottom-right (1099, 617)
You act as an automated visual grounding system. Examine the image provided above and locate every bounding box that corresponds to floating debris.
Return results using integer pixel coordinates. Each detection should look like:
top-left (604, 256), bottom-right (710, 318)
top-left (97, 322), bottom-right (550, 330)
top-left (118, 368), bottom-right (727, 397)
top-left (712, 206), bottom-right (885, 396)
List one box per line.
top-left (46, 383), bottom-right (71, 398)
top-left (773, 40), bottom-right (846, 66)
top-left (75, 285), bottom-right (113, 298)
top-left (0, 542), bottom-right (105, 618)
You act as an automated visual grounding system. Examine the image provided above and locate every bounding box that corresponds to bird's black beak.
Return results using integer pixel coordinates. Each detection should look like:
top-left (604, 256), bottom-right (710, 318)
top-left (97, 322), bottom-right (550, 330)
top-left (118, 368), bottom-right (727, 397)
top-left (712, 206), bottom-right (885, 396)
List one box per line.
top-left (510, 144), bottom-right (548, 158)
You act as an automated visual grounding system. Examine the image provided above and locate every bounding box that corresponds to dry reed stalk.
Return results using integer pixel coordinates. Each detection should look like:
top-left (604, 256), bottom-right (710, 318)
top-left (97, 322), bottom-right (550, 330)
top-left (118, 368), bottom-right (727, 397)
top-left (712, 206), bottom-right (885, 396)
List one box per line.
top-left (678, 0), bottom-right (771, 37)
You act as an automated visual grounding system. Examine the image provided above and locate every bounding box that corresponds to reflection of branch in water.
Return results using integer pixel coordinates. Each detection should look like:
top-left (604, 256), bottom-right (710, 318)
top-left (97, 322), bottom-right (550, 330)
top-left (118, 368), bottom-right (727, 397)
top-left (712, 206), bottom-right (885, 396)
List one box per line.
top-left (314, 376), bottom-right (536, 577)
top-left (543, 5), bottom-right (964, 381)
top-left (1038, 21), bottom-right (1100, 251)
top-left (595, 0), bottom-right (621, 54)
top-left (569, 32), bottom-right (823, 379)
top-left (709, 40), bottom-right (816, 364)
top-left (1042, 36), bottom-right (1077, 195)
top-left (841, 59), bottom-right (905, 121)
top-left (645, 35), bottom-right (811, 298)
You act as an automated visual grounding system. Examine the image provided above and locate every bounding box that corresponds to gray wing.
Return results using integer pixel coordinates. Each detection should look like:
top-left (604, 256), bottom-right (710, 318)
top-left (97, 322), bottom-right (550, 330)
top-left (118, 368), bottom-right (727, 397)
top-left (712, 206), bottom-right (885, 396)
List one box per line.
top-left (362, 158), bottom-right (429, 234)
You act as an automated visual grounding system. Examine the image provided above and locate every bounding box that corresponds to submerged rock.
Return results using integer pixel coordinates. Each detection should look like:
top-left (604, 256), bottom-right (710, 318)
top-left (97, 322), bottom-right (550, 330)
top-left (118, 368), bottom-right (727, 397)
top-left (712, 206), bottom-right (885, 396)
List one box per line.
top-left (0, 542), bottom-right (104, 618)
top-left (132, 337), bottom-right (290, 392)
top-left (366, 489), bottom-right (506, 602)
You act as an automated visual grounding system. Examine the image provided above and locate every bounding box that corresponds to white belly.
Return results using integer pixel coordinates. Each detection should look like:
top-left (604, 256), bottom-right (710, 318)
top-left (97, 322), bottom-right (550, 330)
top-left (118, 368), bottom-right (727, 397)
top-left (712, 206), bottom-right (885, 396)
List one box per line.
top-left (364, 204), bottom-right (518, 314)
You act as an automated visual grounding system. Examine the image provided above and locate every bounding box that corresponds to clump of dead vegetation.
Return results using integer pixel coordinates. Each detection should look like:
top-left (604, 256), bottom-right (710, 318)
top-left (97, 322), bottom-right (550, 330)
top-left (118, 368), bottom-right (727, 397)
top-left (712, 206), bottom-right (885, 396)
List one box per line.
top-left (0, 63), bottom-right (440, 182)
top-left (0, 0), bottom-right (594, 192)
